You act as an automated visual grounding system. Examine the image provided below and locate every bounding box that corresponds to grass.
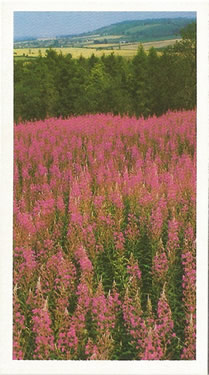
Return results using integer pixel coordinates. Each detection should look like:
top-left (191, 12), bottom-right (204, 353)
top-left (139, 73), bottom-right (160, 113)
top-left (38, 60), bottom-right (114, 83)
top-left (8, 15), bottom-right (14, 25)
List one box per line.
top-left (14, 55), bottom-right (37, 61)
top-left (125, 23), bottom-right (160, 34)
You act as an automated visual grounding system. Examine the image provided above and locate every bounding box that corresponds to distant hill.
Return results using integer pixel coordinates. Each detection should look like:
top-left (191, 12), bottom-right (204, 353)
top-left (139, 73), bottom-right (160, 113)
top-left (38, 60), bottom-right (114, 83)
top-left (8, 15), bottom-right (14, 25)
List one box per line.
top-left (14, 17), bottom-right (195, 48)
top-left (83, 17), bottom-right (195, 42)
top-left (14, 36), bottom-right (37, 42)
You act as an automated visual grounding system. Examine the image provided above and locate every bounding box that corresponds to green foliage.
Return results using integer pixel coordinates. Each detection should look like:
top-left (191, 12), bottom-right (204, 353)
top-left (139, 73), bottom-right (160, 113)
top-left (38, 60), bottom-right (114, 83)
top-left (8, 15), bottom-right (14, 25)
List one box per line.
top-left (180, 21), bottom-right (196, 45)
top-left (14, 24), bottom-right (196, 123)
top-left (130, 45), bottom-right (150, 118)
top-left (136, 230), bottom-right (153, 310)
top-left (111, 309), bottom-right (138, 359)
top-left (162, 21), bottom-right (196, 111)
top-left (85, 62), bottom-right (111, 113)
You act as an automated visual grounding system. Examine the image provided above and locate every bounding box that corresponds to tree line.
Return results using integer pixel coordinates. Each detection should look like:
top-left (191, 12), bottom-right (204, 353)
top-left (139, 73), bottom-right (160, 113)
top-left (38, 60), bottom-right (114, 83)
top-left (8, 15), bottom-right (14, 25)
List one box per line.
top-left (14, 22), bottom-right (196, 123)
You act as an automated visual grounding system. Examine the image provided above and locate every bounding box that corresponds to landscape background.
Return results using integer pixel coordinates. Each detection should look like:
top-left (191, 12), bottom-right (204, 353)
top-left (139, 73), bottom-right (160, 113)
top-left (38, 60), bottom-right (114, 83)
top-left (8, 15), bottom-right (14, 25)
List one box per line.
top-left (14, 12), bottom-right (196, 123)
top-left (14, 12), bottom-right (195, 59)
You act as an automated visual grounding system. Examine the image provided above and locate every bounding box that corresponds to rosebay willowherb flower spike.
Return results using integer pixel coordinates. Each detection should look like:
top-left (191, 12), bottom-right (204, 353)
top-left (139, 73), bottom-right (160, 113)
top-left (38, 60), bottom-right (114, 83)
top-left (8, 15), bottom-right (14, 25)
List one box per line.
top-left (13, 288), bottom-right (26, 360)
top-left (181, 238), bottom-right (196, 360)
top-left (32, 298), bottom-right (55, 359)
top-left (13, 110), bottom-right (196, 359)
top-left (156, 284), bottom-right (176, 357)
top-left (152, 240), bottom-right (169, 283)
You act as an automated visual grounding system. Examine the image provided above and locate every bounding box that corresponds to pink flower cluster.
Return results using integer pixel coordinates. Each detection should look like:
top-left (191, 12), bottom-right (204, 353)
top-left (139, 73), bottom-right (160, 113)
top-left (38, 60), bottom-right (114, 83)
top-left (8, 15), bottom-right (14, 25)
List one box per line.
top-left (152, 241), bottom-right (168, 283)
top-left (13, 111), bottom-right (196, 360)
top-left (13, 286), bottom-right (25, 360)
top-left (32, 300), bottom-right (55, 359)
top-left (181, 226), bottom-right (196, 359)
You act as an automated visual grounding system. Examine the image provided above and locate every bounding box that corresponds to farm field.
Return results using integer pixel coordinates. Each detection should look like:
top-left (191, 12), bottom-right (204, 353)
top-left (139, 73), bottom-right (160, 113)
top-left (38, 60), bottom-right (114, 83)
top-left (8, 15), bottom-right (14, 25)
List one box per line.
top-left (122, 38), bottom-right (181, 50)
top-left (13, 110), bottom-right (196, 360)
top-left (70, 34), bottom-right (122, 41)
top-left (84, 34), bottom-right (122, 41)
top-left (14, 47), bottom-right (137, 59)
top-left (13, 38), bottom-right (180, 60)
top-left (85, 44), bottom-right (118, 48)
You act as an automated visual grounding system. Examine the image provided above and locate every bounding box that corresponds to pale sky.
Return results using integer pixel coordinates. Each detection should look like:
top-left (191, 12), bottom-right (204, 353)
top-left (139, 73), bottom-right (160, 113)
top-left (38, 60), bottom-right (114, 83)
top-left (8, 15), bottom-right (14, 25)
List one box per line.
top-left (14, 11), bottom-right (196, 40)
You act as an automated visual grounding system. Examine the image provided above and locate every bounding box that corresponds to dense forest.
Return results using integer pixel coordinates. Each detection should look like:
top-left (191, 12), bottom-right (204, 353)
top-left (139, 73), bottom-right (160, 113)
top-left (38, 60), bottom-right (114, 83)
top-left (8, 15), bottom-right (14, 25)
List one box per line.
top-left (14, 22), bottom-right (196, 123)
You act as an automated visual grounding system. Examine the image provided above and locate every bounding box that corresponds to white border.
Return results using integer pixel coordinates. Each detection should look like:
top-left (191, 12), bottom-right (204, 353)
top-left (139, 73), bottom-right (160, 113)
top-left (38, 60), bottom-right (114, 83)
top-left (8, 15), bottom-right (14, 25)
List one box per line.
top-left (0, 1), bottom-right (208, 374)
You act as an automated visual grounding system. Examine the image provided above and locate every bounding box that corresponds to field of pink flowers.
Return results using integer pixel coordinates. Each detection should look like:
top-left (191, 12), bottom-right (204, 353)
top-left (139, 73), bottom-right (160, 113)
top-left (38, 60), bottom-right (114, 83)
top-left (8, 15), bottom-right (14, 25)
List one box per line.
top-left (13, 110), bottom-right (196, 360)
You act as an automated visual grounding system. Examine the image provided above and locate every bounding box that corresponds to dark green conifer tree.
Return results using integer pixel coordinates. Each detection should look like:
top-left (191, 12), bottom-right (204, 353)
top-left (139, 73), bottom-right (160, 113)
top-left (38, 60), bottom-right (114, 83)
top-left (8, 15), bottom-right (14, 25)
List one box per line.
top-left (130, 45), bottom-right (149, 118)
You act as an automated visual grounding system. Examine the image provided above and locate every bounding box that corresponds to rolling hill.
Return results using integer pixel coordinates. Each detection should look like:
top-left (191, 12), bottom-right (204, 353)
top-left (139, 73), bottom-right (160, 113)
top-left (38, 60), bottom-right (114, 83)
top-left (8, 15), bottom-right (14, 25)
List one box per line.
top-left (14, 17), bottom-right (195, 48)
top-left (73, 17), bottom-right (195, 42)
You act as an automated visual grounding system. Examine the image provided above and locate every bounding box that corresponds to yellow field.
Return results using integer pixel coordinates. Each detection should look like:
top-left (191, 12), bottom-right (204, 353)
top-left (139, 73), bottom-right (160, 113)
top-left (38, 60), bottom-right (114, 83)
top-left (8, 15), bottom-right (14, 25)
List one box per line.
top-left (14, 38), bottom-right (180, 60)
top-left (89, 35), bottom-right (122, 40)
top-left (14, 47), bottom-right (138, 59)
top-left (86, 44), bottom-right (118, 48)
top-left (139, 38), bottom-right (181, 50)
top-left (120, 39), bottom-right (181, 50)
